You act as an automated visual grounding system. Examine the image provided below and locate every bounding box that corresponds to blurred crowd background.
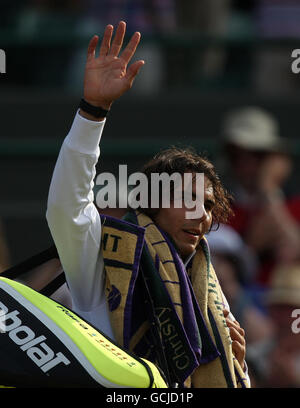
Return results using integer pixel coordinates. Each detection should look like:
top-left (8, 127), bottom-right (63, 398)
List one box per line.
top-left (1, 0), bottom-right (300, 388)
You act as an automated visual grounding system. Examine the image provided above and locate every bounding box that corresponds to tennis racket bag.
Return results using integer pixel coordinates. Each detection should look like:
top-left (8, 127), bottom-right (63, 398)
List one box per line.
top-left (0, 275), bottom-right (167, 388)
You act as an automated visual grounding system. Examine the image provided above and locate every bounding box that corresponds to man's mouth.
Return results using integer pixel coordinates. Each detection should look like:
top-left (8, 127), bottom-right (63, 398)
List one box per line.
top-left (182, 229), bottom-right (201, 238)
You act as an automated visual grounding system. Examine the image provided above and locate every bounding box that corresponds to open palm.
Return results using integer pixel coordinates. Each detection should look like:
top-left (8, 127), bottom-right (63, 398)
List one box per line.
top-left (83, 22), bottom-right (144, 110)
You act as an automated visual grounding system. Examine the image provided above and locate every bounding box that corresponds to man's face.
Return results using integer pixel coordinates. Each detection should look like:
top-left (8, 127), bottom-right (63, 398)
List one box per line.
top-left (153, 175), bottom-right (215, 260)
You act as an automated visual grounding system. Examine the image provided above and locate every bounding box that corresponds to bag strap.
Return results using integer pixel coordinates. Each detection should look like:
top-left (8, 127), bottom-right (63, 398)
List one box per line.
top-left (1, 245), bottom-right (59, 280)
top-left (1, 245), bottom-right (66, 296)
top-left (40, 272), bottom-right (66, 297)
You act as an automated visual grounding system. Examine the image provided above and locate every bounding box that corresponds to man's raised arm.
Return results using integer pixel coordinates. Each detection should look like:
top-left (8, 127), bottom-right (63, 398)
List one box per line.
top-left (46, 22), bottom-right (144, 318)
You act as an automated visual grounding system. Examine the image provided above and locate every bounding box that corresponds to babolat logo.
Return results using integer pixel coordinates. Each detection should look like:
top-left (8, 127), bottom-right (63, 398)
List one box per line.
top-left (0, 300), bottom-right (70, 373)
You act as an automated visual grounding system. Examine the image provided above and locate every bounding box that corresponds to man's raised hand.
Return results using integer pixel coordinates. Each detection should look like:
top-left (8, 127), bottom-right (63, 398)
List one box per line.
top-left (83, 21), bottom-right (145, 111)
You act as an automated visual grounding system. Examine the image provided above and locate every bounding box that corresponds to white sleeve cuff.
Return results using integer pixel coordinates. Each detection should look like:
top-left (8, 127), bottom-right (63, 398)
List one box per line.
top-left (64, 109), bottom-right (106, 154)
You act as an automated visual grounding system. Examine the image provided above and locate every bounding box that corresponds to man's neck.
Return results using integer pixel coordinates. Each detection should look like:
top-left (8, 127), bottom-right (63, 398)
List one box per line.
top-left (184, 250), bottom-right (196, 267)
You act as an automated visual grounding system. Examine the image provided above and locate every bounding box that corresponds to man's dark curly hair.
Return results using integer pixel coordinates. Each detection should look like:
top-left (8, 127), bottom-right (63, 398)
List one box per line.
top-left (139, 146), bottom-right (233, 228)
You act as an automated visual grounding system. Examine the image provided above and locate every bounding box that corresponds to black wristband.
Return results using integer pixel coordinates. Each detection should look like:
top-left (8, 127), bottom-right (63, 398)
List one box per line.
top-left (79, 98), bottom-right (109, 118)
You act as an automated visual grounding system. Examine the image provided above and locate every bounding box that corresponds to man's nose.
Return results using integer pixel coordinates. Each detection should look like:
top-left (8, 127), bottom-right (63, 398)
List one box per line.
top-left (185, 202), bottom-right (208, 222)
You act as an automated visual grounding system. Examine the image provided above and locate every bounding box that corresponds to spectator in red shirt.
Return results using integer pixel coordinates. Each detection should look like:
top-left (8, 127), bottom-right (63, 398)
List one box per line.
top-left (220, 106), bottom-right (300, 285)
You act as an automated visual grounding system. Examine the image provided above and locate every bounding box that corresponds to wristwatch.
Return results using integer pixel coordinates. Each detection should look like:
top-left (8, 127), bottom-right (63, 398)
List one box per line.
top-left (79, 98), bottom-right (109, 118)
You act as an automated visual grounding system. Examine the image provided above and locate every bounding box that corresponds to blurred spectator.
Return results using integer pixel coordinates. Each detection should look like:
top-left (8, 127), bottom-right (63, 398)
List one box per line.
top-left (66, 0), bottom-right (177, 94)
top-left (171, 0), bottom-right (232, 88)
top-left (253, 0), bottom-right (300, 95)
top-left (264, 263), bottom-right (300, 387)
top-left (207, 223), bottom-right (275, 386)
top-left (220, 106), bottom-right (300, 285)
top-left (85, 0), bottom-right (176, 35)
top-left (171, 0), bottom-right (257, 89)
top-left (175, 0), bottom-right (231, 34)
top-left (14, 0), bottom-right (86, 88)
top-left (256, 0), bottom-right (300, 39)
top-left (17, 0), bottom-right (84, 37)
top-left (207, 223), bottom-right (258, 284)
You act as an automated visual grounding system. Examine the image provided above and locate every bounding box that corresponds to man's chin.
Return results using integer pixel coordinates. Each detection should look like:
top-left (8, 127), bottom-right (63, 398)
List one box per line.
top-left (178, 244), bottom-right (196, 261)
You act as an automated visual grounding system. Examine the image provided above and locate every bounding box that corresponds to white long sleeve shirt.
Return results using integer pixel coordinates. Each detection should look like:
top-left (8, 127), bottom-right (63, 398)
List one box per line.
top-left (46, 111), bottom-right (115, 338)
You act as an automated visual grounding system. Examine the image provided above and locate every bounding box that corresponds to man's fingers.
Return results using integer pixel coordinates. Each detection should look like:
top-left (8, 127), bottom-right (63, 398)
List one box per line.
top-left (126, 60), bottom-right (145, 82)
top-left (232, 340), bottom-right (245, 369)
top-left (228, 325), bottom-right (246, 346)
top-left (99, 25), bottom-right (114, 57)
top-left (226, 319), bottom-right (245, 338)
top-left (226, 321), bottom-right (246, 370)
top-left (227, 319), bottom-right (244, 333)
top-left (87, 35), bottom-right (99, 60)
top-left (232, 340), bottom-right (244, 355)
top-left (108, 21), bottom-right (126, 57)
top-left (120, 32), bottom-right (141, 65)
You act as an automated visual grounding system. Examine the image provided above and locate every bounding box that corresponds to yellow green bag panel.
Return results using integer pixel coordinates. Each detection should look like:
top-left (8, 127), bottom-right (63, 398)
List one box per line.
top-left (0, 277), bottom-right (167, 388)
